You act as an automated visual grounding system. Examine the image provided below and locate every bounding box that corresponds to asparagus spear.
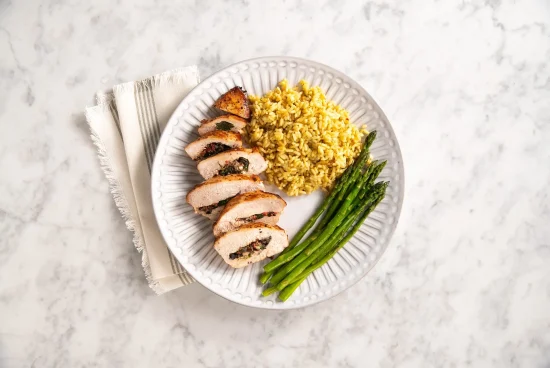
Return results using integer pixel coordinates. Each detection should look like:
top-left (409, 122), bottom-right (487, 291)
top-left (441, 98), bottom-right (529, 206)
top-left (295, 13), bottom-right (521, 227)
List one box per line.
top-left (278, 276), bottom-right (307, 301)
top-left (261, 132), bottom-right (377, 279)
top-left (280, 157), bottom-right (354, 248)
top-left (261, 132), bottom-right (382, 296)
top-left (264, 183), bottom-right (371, 289)
top-left (277, 183), bottom-right (385, 290)
top-left (263, 163), bottom-right (387, 288)
top-left (261, 284), bottom-right (279, 297)
top-left (265, 185), bottom-right (365, 290)
top-left (263, 180), bottom-right (365, 274)
top-left (336, 131), bottom-right (376, 198)
top-left (264, 185), bottom-right (377, 297)
top-left (276, 208), bottom-right (365, 289)
top-left (317, 132), bottom-right (376, 227)
top-left (259, 270), bottom-right (275, 284)
top-left (311, 182), bottom-right (387, 267)
top-left (259, 158), bottom-right (356, 282)
top-left (263, 196), bottom-right (364, 295)
top-left (278, 187), bottom-right (388, 301)
top-left (315, 161), bottom-right (374, 232)
top-left (260, 135), bottom-right (376, 283)
top-left (277, 183), bottom-right (388, 288)
top-left (360, 161), bottom-right (386, 196)
top-left (316, 160), bottom-right (379, 228)
top-left (264, 232), bottom-right (319, 288)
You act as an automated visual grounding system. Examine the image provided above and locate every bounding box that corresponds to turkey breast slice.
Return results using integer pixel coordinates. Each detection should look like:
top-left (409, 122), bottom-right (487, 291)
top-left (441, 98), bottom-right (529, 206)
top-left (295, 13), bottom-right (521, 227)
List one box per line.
top-left (196, 148), bottom-right (268, 180)
top-left (186, 174), bottom-right (264, 220)
top-left (184, 131), bottom-right (242, 161)
top-left (214, 223), bottom-right (288, 268)
top-left (213, 191), bottom-right (287, 237)
top-left (198, 115), bottom-right (248, 136)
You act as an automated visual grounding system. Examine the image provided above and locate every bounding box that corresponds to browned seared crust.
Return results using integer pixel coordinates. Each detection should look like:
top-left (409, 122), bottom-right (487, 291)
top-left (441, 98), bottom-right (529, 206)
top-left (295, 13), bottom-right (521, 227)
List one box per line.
top-left (185, 174), bottom-right (262, 203)
top-left (200, 114), bottom-right (248, 125)
top-left (194, 130), bottom-right (242, 142)
top-left (230, 222), bottom-right (286, 233)
top-left (215, 190), bottom-right (286, 223)
top-left (214, 87), bottom-right (251, 119)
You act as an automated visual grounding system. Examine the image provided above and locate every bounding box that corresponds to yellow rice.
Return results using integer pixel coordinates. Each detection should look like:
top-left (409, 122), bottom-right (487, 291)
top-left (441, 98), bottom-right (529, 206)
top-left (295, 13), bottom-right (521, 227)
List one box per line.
top-left (247, 79), bottom-right (365, 196)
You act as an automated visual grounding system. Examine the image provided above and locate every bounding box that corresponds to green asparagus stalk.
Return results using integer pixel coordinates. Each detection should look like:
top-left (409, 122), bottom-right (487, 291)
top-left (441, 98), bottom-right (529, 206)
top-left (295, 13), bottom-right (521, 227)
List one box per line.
top-left (260, 159), bottom-right (356, 282)
top-left (266, 186), bottom-right (365, 291)
top-left (261, 284), bottom-right (279, 297)
top-left (276, 209), bottom-right (364, 290)
top-left (259, 270), bottom-right (275, 284)
top-left (317, 132), bottom-right (376, 227)
top-left (265, 170), bottom-right (378, 289)
top-left (280, 158), bottom-right (354, 248)
top-left (264, 175), bottom-right (385, 291)
top-left (278, 276), bottom-right (308, 302)
top-left (260, 139), bottom-right (370, 283)
top-left (319, 162), bottom-right (378, 227)
top-left (265, 232), bottom-right (319, 288)
top-left (263, 181), bottom-right (365, 274)
top-left (261, 132), bottom-right (380, 289)
top-left (267, 188), bottom-right (373, 297)
top-left (278, 186), bottom-right (388, 301)
top-left (260, 184), bottom-right (344, 284)
top-left (337, 132), bottom-right (376, 198)
top-left (312, 182), bottom-right (387, 266)
top-left (315, 162), bottom-right (372, 231)
top-left (360, 161), bottom-right (386, 197)
top-left (264, 208), bottom-right (360, 293)
top-left (264, 198), bottom-right (363, 295)
top-left (279, 183), bottom-right (388, 287)
top-left (305, 189), bottom-right (387, 277)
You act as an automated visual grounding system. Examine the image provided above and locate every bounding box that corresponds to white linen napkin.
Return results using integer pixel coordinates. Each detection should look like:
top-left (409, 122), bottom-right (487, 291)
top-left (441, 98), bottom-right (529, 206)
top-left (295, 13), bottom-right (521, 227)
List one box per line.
top-left (85, 66), bottom-right (200, 294)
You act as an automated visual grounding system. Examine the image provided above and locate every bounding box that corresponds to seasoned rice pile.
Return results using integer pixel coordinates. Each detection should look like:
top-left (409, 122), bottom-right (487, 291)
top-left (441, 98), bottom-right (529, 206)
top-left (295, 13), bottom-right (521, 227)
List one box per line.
top-left (247, 79), bottom-right (364, 196)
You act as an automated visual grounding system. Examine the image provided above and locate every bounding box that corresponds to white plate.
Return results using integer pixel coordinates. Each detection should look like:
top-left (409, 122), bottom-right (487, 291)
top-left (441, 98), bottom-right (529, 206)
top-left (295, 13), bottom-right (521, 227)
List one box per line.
top-left (152, 57), bottom-right (404, 309)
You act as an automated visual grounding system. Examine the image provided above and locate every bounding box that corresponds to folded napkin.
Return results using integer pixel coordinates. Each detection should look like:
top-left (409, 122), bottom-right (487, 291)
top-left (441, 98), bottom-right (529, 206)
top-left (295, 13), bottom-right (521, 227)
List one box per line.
top-left (85, 66), bottom-right (200, 294)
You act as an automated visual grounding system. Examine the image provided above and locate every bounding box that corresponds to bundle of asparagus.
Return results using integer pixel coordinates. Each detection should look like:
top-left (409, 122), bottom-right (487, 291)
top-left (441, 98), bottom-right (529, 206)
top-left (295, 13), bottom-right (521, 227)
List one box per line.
top-left (259, 131), bottom-right (389, 301)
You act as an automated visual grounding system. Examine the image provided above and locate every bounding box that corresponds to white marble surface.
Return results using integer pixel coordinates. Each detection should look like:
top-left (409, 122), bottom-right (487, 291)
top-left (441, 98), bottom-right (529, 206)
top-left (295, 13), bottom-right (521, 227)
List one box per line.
top-left (1, 0), bottom-right (549, 367)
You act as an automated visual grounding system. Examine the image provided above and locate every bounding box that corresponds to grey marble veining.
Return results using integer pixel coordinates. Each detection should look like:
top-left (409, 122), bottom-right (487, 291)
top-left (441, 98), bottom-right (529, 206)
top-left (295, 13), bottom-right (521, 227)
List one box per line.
top-left (1, 0), bottom-right (549, 367)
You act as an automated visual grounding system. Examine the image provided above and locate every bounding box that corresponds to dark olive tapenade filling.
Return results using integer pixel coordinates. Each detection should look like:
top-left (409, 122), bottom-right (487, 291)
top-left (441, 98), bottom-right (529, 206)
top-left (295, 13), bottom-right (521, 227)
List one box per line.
top-left (199, 143), bottom-right (231, 160)
top-left (218, 157), bottom-right (250, 176)
top-left (198, 195), bottom-right (237, 214)
top-left (229, 236), bottom-right (272, 260)
top-left (237, 212), bottom-right (277, 223)
top-left (215, 121), bottom-right (235, 131)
